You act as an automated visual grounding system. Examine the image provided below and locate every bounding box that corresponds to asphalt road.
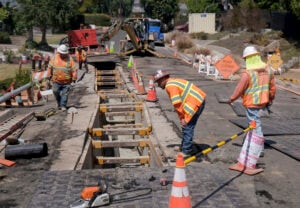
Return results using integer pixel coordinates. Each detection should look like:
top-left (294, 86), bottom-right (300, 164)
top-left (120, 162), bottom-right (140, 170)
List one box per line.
top-left (0, 41), bottom-right (299, 208)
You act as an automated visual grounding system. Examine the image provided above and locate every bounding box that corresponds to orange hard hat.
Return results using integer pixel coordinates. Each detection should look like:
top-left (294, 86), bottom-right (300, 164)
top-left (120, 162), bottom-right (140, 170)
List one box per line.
top-left (153, 69), bottom-right (170, 82)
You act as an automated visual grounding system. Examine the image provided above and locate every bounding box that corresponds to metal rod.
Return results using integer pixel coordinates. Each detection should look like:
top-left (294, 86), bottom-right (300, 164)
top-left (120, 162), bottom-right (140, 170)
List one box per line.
top-left (184, 121), bottom-right (256, 165)
top-left (0, 82), bottom-right (33, 104)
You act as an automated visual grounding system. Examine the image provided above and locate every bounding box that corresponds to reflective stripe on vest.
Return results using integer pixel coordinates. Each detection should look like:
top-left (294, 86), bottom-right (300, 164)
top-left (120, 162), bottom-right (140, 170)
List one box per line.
top-left (50, 54), bottom-right (73, 82)
top-left (166, 79), bottom-right (205, 121)
top-left (244, 69), bottom-right (271, 105)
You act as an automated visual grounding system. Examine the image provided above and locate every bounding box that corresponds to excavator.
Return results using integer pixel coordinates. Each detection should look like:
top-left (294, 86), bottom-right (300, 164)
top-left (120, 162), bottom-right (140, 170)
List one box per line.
top-left (62, 18), bottom-right (164, 58)
top-left (119, 17), bottom-right (164, 57)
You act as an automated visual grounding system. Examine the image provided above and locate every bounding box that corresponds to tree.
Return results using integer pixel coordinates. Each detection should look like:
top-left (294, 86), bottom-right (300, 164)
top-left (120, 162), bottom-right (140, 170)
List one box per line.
top-left (16, 0), bottom-right (79, 47)
top-left (142, 0), bottom-right (179, 28)
top-left (290, 0), bottom-right (300, 19)
top-left (186, 0), bottom-right (219, 13)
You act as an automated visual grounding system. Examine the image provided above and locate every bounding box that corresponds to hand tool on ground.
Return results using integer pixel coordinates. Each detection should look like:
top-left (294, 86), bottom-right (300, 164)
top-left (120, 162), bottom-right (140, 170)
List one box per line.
top-left (70, 181), bottom-right (152, 208)
top-left (184, 120), bottom-right (256, 165)
top-left (68, 107), bottom-right (78, 124)
top-left (34, 108), bottom-right (58, 121)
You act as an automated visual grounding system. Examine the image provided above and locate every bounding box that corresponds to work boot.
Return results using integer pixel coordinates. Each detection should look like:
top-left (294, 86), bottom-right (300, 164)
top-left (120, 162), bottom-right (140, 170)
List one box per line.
top-left (174, 146), bottom-right (181, 152)
top-left (60, 107), bottom-right (67, 112)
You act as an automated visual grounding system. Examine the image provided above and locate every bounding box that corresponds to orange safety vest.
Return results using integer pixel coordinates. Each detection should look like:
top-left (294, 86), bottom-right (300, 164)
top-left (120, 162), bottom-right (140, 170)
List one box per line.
top-left (48, 53), bottom-right (76, 84)
top-left (75, 50), bottom-right (87, 62)
top-left (242, 68), bottom-right (273, 107)
top-left (165, 78), bottom-right (206, 123)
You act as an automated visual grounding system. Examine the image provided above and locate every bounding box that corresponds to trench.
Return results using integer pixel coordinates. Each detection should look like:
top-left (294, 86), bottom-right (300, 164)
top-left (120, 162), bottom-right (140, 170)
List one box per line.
top-left (76, 59), bottom-right (163, 169)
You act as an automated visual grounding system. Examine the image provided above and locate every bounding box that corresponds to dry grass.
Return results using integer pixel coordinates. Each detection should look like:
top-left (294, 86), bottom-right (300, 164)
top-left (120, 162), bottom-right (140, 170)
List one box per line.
top-left (165, 31), bottom-right (195, 51)
top-left (34, 34), bottom-right (66, 45)
top-left (0, 63), bottom-right (31, 81)
top-left (0, 63), bottom-right (21, 81)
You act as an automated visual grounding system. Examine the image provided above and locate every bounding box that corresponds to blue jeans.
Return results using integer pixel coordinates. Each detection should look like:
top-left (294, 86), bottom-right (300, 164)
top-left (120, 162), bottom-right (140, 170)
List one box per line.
top-left (52, 83), bottom-right (71, 108)
top-left (245, 108), bottom-right (263, 137)
top-left (181, 100), bottom-right (206, 154)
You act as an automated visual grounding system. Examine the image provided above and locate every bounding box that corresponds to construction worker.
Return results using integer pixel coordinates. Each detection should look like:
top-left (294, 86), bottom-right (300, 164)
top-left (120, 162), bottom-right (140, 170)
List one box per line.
top-left (154, 69), bottom-right (206, 157)
top-left (228, 46), bottom-right (276, 157)
top-left (48, 44), bottom-right (77, 111)
top-left (75, 45), bottom-right (88, 73)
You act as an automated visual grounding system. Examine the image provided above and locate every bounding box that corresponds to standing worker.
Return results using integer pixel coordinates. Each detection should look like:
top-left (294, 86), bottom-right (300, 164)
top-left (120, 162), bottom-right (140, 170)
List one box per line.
top-left (228, 46), bottom-right (276, 156)
top-left (75, 45), bottom-right (89, 73)
top-left (48, 44), bottom-right (77, 111)
top-left (154, 69), bottom-right (206, 157)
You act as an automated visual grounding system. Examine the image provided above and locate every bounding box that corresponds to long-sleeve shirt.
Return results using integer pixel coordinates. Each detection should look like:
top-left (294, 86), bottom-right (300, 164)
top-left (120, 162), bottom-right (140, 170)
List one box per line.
top-left (230, 67), bottom-right (276, 108)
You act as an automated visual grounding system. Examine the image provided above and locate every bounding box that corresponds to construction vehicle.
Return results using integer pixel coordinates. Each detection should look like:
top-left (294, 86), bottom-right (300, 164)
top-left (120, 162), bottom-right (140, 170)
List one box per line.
top-left (119, 17), bottom-right (164, 57)
top-left (148, 18), bottom-right (165, 46)
top-left (60, 17), bottom-right (163, 57)
top-left (60, 27), bottom-right (101, 54)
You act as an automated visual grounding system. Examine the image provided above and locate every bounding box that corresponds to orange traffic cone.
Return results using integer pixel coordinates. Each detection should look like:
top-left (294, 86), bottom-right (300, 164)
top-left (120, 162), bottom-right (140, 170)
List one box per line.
top-left (105, 44), bottom-right (109, 53)
top-left (146, 76), bottom-right (158, 102)
top-left (173, 49), bottom-right (178, 58)
top-left (137, 74), bottom-right (147, 95)
top-left (229, 130), bottom-right (264, 176)
top-left (131, 70), bottom-right (139, 90)
top-left (169, 153), bottom-right (191, 208)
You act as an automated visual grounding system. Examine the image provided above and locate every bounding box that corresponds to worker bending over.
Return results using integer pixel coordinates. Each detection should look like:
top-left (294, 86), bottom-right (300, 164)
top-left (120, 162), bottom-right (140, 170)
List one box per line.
top-left (154, 69), bottom-right (206, 157)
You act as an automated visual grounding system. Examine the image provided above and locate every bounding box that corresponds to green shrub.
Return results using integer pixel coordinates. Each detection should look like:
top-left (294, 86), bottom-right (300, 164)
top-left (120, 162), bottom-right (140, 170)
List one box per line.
top-left (189, 32), bottom-right (208, 40)
top-left (249, 33), bottom-right (269, 46)
top-left (0, 78), bottom-right (14, 92)
top-left (0, 31), bottom-right (11, 44)
top-left (25, 40), bottom-right (39, 49)
top-left (15, 69), bottom-right (31, 88)
top-left (84, 13), bottom-right (111, 26)
top-left (3, 49), bottom-right (18, 63)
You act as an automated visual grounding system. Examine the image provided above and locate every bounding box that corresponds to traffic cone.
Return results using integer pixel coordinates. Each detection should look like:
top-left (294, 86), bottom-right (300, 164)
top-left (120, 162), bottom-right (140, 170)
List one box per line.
top-left (146, 76), bottom-right (158, 102)
top-left (131, 70), bottom-right (139, 90)
top-left (127, 55), bottom-right (133, 67)
top-left (133, 59), bottom-right (137, 70)
top-left (105, 44), bottom-right (109, 53)
top-left (137, 74), bottom-right (147, 95)
top-left (173, 49), bottom-right (178, 58)
top-left (169, 153), bottom-right (191, 208)
top-left (229, 130), bottom-right (264, 176)
top-left (110, 41), bottom-right (115, 53)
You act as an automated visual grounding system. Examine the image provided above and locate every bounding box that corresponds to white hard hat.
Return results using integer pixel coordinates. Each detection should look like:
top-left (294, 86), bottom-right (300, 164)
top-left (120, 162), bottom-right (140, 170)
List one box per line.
top-left (154, 69), bottom-right (170, 82)
top-left (57, 44), bottom-right (69, 54)
top-left (243, 46), bottom-right (260, 58)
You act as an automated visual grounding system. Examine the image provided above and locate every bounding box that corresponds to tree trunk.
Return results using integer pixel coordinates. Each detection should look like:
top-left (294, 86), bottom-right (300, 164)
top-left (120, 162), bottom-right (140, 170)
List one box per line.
top-left (26, 27), bottom-right (34, 42)
top-left (40, 27), bottom-right (48, 45)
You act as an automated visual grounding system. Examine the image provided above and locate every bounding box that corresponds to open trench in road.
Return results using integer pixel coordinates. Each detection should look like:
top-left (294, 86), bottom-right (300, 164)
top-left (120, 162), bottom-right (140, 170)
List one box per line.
top-left (75, 58), bottom-right (166, 170)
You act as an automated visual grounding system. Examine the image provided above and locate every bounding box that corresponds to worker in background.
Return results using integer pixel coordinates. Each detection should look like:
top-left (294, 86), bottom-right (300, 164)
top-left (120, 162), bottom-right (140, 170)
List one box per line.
top-left (154, 69), bottom-right (206, 157)
top-left (75, 45), bottom-right (89, 73)
top-left (48, 44), bottom-right (77, 111)
top-left (228, 46), bottom-right (276, 157)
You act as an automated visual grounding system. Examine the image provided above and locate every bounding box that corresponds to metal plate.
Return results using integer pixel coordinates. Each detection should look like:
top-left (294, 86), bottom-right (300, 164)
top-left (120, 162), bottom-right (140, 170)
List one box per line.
top-left (265, 137), bottom-right (300, 161)
top-left (231, 102), bottom-right (246, 117)
top-left (230, 102), bottom-right (271, 118)
top-left (214, 93), bottom-right (230, 103)
top-left (229, 118), bottom-right (300, 135)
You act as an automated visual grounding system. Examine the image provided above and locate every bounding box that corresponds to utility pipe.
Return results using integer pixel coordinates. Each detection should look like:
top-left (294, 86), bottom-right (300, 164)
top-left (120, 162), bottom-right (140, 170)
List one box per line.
top-left (0, 82), bottom-right (33, 103)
